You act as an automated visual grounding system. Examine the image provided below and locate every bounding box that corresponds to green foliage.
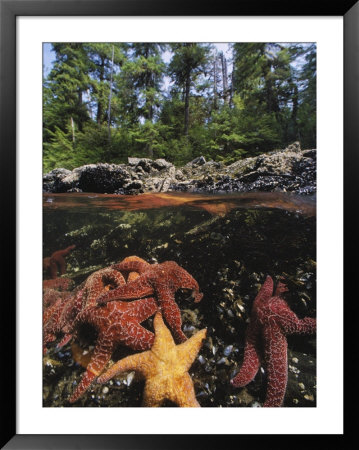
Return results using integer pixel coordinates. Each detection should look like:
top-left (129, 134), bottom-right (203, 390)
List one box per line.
top-left (43, 42), bottom-right (316, 171)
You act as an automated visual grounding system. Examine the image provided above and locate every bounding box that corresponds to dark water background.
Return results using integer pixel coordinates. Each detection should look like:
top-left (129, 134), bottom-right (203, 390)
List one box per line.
top-left (43, 192), bottom-right (316, 407)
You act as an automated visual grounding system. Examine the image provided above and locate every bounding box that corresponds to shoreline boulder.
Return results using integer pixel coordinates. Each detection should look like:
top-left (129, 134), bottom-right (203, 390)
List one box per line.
top-left (43, 142), bottom-right (316, 196)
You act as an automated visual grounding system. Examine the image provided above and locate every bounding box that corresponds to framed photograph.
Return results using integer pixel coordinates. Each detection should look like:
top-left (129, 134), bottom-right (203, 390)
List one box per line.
top-left (1, 1), bottom-right (356, 448)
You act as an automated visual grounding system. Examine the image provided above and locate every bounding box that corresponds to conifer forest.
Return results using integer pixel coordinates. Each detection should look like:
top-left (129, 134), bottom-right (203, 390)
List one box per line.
top-left (43, 43), bottom-right (316, 172)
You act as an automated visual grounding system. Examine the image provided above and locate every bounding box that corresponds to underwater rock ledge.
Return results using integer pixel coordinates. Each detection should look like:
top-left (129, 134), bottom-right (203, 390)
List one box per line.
top-left (43, 142), bottom-right (316, 196)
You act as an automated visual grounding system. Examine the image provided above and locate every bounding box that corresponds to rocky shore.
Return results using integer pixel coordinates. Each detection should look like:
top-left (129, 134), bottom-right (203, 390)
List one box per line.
top-left (43, 142), bottom-right (316, 196)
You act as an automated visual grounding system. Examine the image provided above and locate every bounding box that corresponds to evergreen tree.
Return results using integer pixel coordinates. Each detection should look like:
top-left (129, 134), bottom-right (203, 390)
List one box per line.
top-left (120, 43), bottom-right (167, 157)
top-left (297, 44), bottom-right (316, 148)
top-left (168, 43), bottom-right (211, 136)
top-left (44, 43), bottom-right (91, 137)
top-left (43, 42), bottom-right (316, 170)
top-left (84, 43), bottom-right (125, 125)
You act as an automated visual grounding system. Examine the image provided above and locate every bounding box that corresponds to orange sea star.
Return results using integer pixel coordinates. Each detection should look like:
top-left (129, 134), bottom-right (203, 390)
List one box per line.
top-left (98, 312), bottom-right (207, 407)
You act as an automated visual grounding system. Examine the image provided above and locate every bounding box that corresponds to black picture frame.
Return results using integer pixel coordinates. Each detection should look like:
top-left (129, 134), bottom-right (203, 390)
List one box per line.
top-left (1, 0), bottom-right (356, 448)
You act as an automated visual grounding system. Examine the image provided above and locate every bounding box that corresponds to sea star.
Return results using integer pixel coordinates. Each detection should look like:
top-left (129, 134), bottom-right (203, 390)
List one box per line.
top-left (43, 258), bottom-right (146, 355)
top-left (68, 297), bottom-right (158, 403)
top-left (97, 312), bottom-right (207, 407)
top-left (43, 277), bottom-right (74, 294)
top-left (230, 275), bottom-right (316, 407)
top-left (43, 287), bottom-right (71, 309)
top-left (62, 257), bottom-right (156, 402)
top-left (43, 245), bottom-right (76, 279)
top-left (43, 286), bottom-right (83, 354)
top-left (43, 266), bottom-right (127, 353)
top-left (97, 259), bottom-right (203, 343)
top-left (113, 255), bottom-right (151, 280)
top-left (77, 267), bottom-right (126, 310)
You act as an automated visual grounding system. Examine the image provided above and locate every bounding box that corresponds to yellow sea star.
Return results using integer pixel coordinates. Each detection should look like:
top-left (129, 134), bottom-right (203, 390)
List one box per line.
top-left (97, 312), bottom-right (207, 407)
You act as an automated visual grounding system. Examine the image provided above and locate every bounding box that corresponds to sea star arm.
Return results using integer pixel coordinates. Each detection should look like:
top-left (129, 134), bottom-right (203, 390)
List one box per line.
top-left (163, 262), bottom-right (203, 303)
top-left (56, 333), bottom-right (73, 350)
top-left (69, 335), bottom-right (115, 403)
top-left (256, 275), bottom-right (275, 304)
top-left (57, 293), bottom-right (83, 334)
top-left (56, 245), bottom-right (76, 257)
top-left (43, 298), bottom-right (64, 327)
top-left (57, 257), bottom-right (67, 276)
top-left (141, 380), bottom-right (165, 407)
top-left (112, 257), bottom-right (151, 276)
top-left (97, 351), bottom-right (152, 384)
top-left (143, 373), bottom-right (200, 407)
top-left (230, 321), bottom-right (261, 387)
top-left (97, 313), bottom-right (171, 384)
top-left (50, 245), bottom-right (76, 277)
top-left (96, 276), bottom-right (154, 304)
top-left (125, 297), bottom-right (158, 322)
top-left (103, 269), bottom-right (127, 287)
top-left (113, 299), bottom-right (158, 352)
top-left (156, 287), bottom-right (188, 343)
top-left (274, 279), bottom-right (289, 296)
top-left (262, 324), bottom-right (288, 407)
top-left (43, 332), bottom-right (56, 354)
top-left (177, 328), bottom-right (207, 372)
top-left (82, 268), bottom-right (126, 309)
top-left (116, 321), bottom-right (155, 351)
top-left (49, 259), bottom-right (60, 278)
top-left (118, 298), bottom-right (158, 351)
top-left (270, 298), bottom-right (316, 335)
top-left (81, 335), bottom-right (116, 377)
top-left (172, 373), bottom-right (201, 407)
top-left (150, 311), bottom-right (176, 354)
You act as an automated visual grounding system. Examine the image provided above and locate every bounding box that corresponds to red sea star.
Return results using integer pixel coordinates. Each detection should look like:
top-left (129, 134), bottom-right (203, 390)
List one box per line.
top-left (43, 277), bottom-right (74, 295)
top-left (96, 259), bottom-right (203, 343)
top-left (43, 267), bottom-right (126, 354)
top-left (43, 245), bottom-right (76, 279)
top-left (43, 260), bottom-right (146, 355)
top-left (77, 267), bottom-right (126, 310)
top-left (45, 256), bottom-right (157, 403)
top-left (68, 297), bottom-right (158, 403)
top-left (43, 286), bottom-right (83, 354)
top-left (230, 275), bottom-right (316, 407)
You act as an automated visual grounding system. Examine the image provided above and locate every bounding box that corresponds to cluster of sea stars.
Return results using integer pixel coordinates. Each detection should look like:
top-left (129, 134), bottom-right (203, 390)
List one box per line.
top-left (43, 252), bottom-right (316, 407)
top-left (43, 256), bottom-right (205, 405)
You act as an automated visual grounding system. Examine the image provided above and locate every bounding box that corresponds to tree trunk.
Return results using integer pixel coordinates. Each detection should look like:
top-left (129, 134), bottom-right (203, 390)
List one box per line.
top-left (96, 57), bottom-right (105, 124)
top-left (213, 55), bottom-right (218, 110)
top-left (291, 82), bottom-right (299, 139)
top-left (145, 141), bottom-right (153, 159)
top-left (220, 52), bottom-right (230, 105)
top-left (77, 90), bottom-right (83, 132)
top-left (184, 71), bottom-right (191, 136)
top-left (229, 70), bottom-right (235, 107)
top-left (70, 117), bottom-right (75, 143)
top-left (107, 45), bottom-right (115, 143)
